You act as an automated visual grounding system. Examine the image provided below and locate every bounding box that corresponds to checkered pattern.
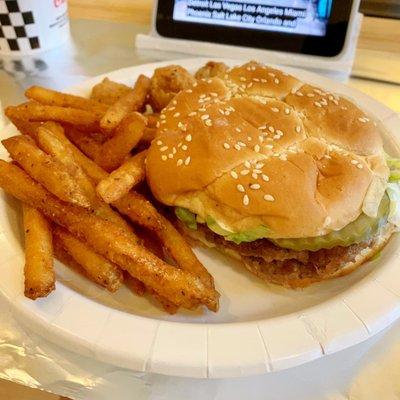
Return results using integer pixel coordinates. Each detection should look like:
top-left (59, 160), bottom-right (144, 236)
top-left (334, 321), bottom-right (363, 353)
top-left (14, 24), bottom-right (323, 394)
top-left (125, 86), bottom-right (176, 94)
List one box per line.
top-left (0, 0), bottom-right (40, 52)
top-left (0, 57), bottom-right (47, 79)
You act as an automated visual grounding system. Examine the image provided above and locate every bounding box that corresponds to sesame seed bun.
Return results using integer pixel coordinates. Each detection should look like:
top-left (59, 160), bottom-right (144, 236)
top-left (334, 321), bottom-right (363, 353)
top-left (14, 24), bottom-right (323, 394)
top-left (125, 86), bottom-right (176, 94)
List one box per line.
top-left (146, 61), bottom-right (389, 239)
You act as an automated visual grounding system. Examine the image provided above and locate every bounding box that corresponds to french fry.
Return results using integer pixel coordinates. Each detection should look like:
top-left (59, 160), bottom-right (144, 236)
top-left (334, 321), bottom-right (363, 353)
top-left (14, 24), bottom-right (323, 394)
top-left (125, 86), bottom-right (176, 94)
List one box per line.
top-left (0, 161), bottom-right (219, 311)
top-left (4, 115), bottom-right (42, 140)
top-left (141, 127), bottom-right (157, 144)
top-left (96, 112), bottom-right (146, 171)
top-left (114, 193), bottom-right (214, 288)
top-left (22, 204), bottom-right (55, 299)
top-left (25, 86), bottom-right (108, 116)
top-left (124, 272), bottom-right (146, 296)
top-left (91, 78), bottom-right (132, 105)
top-left (53, 227), bottom-right (123, 293)
top-left (96, 150), bottom-right (147, 203)
top-left (3, 135), bottom-right (91, 208)
top-left (36, 124), bottom-right (138, 241)
top-left (100, 74), bottom-right (150, 133)
top-left (64, 125), bottom-right (102, 161)
top-left (39, 122), bottom-right (106, 183)
top-left (5, 102), bottom-right (99, 131)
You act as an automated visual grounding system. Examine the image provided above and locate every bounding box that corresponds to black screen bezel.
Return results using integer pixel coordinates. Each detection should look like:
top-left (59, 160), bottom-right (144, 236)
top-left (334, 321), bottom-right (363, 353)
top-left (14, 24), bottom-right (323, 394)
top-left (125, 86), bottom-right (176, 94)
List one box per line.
top-left (155, 0), bottom-right (353, 57)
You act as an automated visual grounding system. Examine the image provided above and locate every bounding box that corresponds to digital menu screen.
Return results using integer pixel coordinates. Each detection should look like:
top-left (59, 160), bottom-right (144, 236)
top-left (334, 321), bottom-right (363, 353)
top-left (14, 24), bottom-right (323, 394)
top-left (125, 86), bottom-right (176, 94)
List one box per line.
top-left (173, 0), bottom-right (333, 37)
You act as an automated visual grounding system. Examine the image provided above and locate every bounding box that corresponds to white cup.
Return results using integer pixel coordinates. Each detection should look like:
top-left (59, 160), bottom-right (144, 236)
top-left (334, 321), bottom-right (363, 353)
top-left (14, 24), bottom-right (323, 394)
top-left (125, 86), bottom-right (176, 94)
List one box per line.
top-left (0, 0), bottom-right (70, 56)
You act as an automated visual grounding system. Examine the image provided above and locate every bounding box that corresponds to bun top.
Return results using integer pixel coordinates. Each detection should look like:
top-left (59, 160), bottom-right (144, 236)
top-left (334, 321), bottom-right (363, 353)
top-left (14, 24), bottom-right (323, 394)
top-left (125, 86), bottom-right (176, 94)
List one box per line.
top-left (146, 61), bottom-right (389, 238)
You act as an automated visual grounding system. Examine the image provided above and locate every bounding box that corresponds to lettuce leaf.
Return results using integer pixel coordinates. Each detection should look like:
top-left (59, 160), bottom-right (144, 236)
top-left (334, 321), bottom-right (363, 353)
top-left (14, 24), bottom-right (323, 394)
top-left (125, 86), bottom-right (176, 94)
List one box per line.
top-left (175, 207), bottom-right (197, 230)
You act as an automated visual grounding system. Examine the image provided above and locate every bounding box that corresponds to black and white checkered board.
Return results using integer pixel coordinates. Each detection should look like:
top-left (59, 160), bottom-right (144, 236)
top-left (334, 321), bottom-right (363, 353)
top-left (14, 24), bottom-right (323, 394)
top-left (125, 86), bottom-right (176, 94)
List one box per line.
top-left (0, 0), bottom-right (40, 52)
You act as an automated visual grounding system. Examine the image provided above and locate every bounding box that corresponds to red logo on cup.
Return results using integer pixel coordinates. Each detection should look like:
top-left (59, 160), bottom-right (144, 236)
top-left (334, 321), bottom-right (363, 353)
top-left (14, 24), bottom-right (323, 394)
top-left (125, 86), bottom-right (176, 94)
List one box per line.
top-left (54, 0), bottom-right (66, 7)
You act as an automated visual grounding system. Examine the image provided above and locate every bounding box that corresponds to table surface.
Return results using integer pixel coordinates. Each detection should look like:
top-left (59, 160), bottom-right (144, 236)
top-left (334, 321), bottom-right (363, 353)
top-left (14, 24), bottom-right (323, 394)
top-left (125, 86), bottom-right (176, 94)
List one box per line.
top-left (0, 11), bottom-right (399, 400)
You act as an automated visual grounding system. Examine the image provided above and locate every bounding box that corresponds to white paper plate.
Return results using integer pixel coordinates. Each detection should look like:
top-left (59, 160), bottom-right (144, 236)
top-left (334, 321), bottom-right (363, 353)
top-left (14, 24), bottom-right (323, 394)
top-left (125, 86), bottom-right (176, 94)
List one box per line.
top-left (1, 58), bottom-right (400, 379)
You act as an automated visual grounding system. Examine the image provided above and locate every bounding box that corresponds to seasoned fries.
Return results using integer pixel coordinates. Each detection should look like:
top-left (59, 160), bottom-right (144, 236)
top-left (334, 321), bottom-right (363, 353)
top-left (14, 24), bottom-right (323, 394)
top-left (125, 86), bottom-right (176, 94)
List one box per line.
top-left (0, 69), bottom-right (220, 314)
top-left (23, 205), bottom-right (55, 299)
top-left (0, 162), bottom-right (219, 311)
top-left (3, 135), bottom-right (91, 208)
top-left (100, 74), bottom-right (150, 133)
top-left (25, 86), bottom-right (108, 116)
top-left (96, 112), bottom-right (146, 171)
top-left (91, 77), bottom-right (132, 105)
top-left (97, 150), bottom-right (147, 203)
top-left (5, 102), bottom-right (99, 130)
top-left (54, 227), bottom-right (123, 293)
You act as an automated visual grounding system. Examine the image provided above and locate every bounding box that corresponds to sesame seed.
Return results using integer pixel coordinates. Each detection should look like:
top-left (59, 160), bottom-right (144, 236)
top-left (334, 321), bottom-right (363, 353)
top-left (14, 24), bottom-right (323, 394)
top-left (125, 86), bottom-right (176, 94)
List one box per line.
top-left (324, 155), bottom-right (331, 159)
top-left (252, 173), bottom-right (258, 179)
top-left (258, 136), bottom-right (264, 142)
top-left (271, 107), bottom-right (280, 113)
top-left (276, 129), bottom-right (283, 136)
top-left (296, 92), bottom-right (303, 97)
top-left (210, 92), bottom-right (218, 97)
top-left (254, 144), bottom-right (260, 153)
top-left (261, 79), bottom-right (267, 83)
top-left (268, 126), bottom-right (275, 133)
top-left (160, 146), bottom-right (168, 152)
top-left (341, 106), bottom-right (348, 110)
top-left (247, 83), bottom-right (253, 88)
top-left (188, 111), bottom-right (197, 117)
top-left (243, 194), bottom-right (250, 206)
top-left (186, 89), bottom-right (193, 93)
top-left (193, 82), bottom-right (198, 87)
top-left (185, 134), bottom-right (192, 142)
top-left (358, 117), bottom-right (367, 123)
top-left (248, 136), bottom-right (253, 141)
top-left (245, 161), bottom-right (251, 168)
top-left (205, 119), bottom-right (212, 127)
top-left (314, 102), bottom-right (322, 108)
top-left (199, 107), bottom-right (206, 112)
top-left (258, 125), bottom-right (267, 130)
top-left (177, 159), bottom-right (183, 166)
top-left (279, 154), bottom-right (287, 161)
top-left (333, 99), bottom-right (339, 106)
top-left (207, 79), bottom-right (213, 83)
top-left (253, 78), bottom-right (260, 82)
top-left (250, 184), bottom-right (260, 190)
top-left (262, 174), bottom-right (269, 182)
top-left (240, 170), bottom-right (250, 175)
top-left (236, 127), bottom-right (242, 132)
top-left (295, 125), bottom-right (301, 133)
top-left (231, 171), bottom-right (238, 179)
top-left (237, 184), bottom-right (245, 193)
top-left (219, 109), bottom-right (225, 115)
top-left (199, 94), bottom-right (206, 99)
top-left (223, 143), bottom-right (230, 149)
top-left (177, 142), bottom-right (182, 148)
top-left (307, 93), bottom-right (315, 97)
top-left (351, 160), bottom-right (358, 165)
top-left (274, 78), bottom-right (280, 84)
top-left (324, 216), bottom-right (332, 226)
top-left (234, 144), bottom-right (241, 151)
top-left (268, 72), bottom-right (275, 77)
top-left (178, 122), bottom-right (186, 131)
top-left (264, 194), bottom-right (275, 202)
top-left (201, 114), bottom-right (209, 120)
top-left (265, 144), bottom-right (273, 149)
top-left (156, 140), bottom-right (163, 146)
top-left (160, 114), bottom-right (166, 120)
top-left (240, 77), bottom-right (246, 82)
top-left (255, 163), bottom-right (264, 169)
top-left (172, 147), bottom-right (177, 154)
top-left (184, 156), bottom-right (191, 165)
top-left (173, 112), bottom-right (180, 118)
top-left (161, 155), bottom-right (167, 161)
top-left (238, 141), bottom-right (246, 147)
top-left (168, 107), bottom-right (176, 111)
top-left (182, 144), bottom-right (188, 151)
top-left (273, 134), bottom-right (281, 139)
top-left (156, 121), bottom-right (160, 128)
top-left (168, 153), bottom-right (173, 159)
top-left (357, 164), bottom-right (363, 169)
top-left (284, 108), bottom-right (290, 115)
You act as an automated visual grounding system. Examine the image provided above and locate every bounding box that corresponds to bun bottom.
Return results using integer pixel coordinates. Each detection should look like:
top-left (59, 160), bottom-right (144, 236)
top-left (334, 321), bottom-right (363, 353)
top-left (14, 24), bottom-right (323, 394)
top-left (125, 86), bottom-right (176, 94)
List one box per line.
top-left (178, 222), bottom-right (395, 289)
